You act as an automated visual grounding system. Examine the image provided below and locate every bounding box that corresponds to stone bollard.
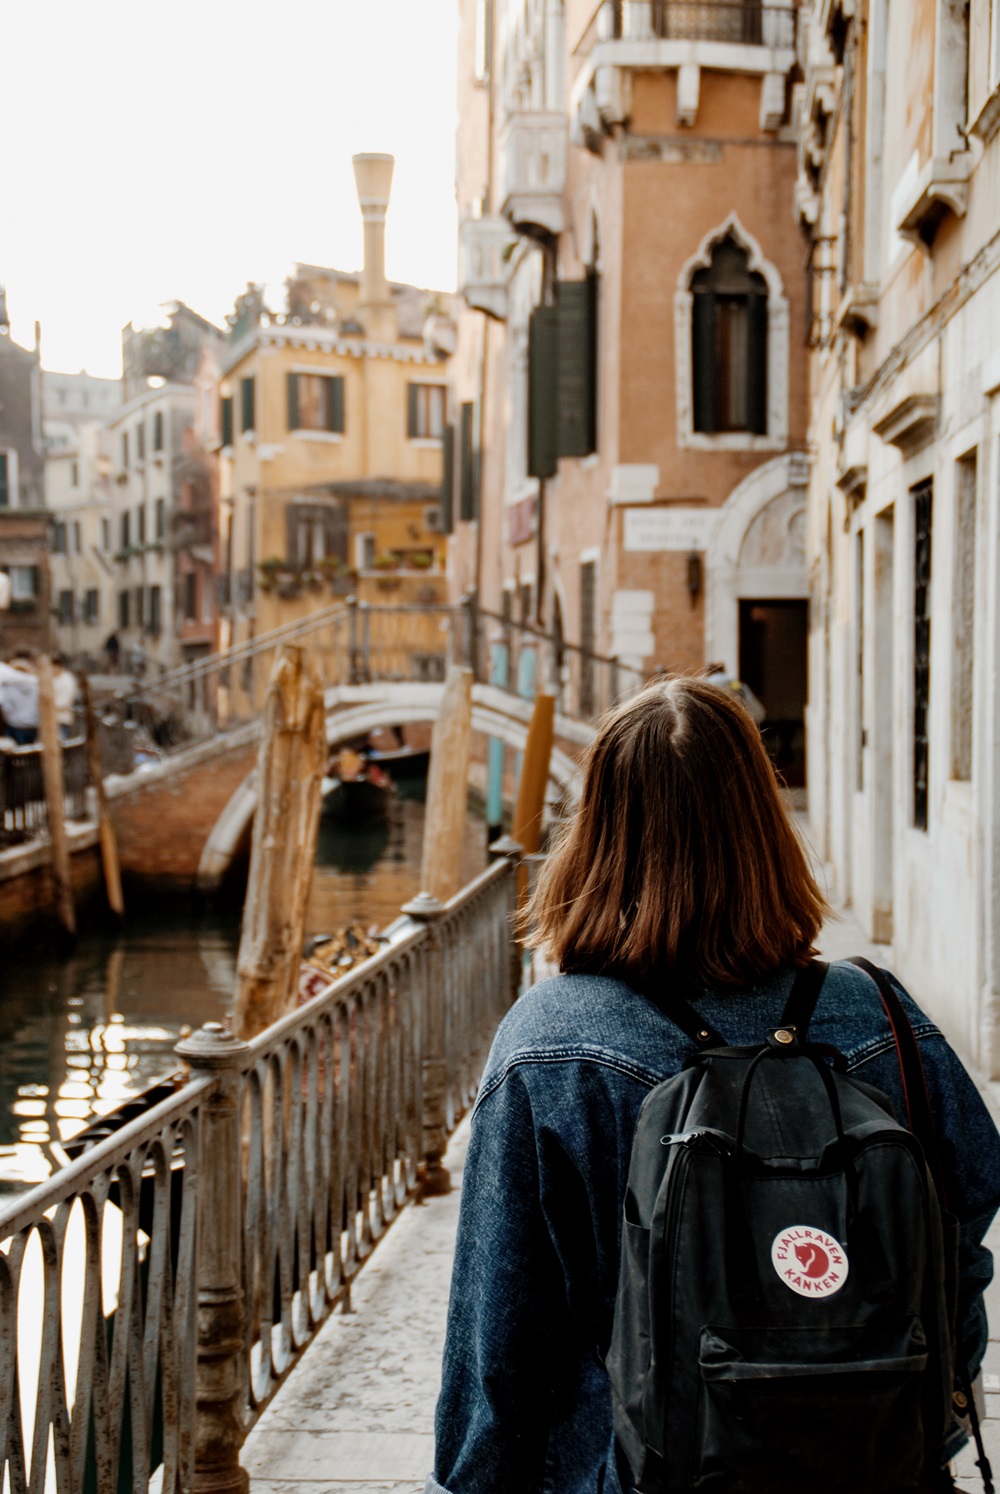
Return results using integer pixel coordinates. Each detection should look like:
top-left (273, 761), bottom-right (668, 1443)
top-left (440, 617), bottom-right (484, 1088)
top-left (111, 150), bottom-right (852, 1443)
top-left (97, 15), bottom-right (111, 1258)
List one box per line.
top-left (176, 1021), bottom-right (252, 1494)
top-left (489, 834), bottom-right (525, 1007)
top-left (401, 890), bottom-right (451, 1196)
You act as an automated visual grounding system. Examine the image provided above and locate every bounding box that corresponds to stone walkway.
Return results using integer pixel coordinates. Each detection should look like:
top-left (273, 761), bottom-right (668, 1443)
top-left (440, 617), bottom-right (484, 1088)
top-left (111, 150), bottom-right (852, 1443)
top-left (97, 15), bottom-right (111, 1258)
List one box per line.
top-left (243, 829), bottom-right (1000, 1492)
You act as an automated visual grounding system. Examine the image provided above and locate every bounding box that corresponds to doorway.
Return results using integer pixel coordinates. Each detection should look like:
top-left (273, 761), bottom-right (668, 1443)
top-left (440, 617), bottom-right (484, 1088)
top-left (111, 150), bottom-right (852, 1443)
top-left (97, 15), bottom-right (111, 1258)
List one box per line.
top-left (738, 598), bottom-right (808, 787)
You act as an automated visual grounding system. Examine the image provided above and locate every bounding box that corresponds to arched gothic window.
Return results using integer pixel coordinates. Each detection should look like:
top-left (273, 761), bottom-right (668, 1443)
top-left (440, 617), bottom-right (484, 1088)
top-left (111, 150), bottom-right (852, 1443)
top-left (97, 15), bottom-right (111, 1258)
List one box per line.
top-left (691, 235), bottom-right (768, 435)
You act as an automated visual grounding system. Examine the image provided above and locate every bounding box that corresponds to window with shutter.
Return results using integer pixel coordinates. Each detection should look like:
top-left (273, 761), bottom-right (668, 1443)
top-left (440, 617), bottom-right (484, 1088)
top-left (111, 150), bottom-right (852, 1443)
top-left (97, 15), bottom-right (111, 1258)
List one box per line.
top-left (220, 397), bottom-right (234, 447)
top-left (557, 277), bottom-right (598, 457)
top-left (528, 306), bottom-right (559, 478)
top-left (691, 235), bottom-right (768, 435)
top-left (0, 453), bottom-right (8, 508)
top-left (407, 384), bottom-right (447, 438)
top-left (153, 410), bottom-right (164, 451)
top-left (288, 374), bottom-right (345, 433)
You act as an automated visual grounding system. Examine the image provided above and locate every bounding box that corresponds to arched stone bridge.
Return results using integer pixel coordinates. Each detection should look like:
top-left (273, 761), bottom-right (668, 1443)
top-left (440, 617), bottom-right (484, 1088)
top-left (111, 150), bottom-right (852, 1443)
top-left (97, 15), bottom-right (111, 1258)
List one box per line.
top-left (106, 681), bottom-right (595, 895)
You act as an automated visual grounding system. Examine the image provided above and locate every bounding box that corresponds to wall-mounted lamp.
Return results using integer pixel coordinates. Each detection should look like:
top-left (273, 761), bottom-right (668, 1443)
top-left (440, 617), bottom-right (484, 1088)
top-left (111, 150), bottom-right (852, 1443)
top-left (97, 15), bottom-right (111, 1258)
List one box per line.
top-left (687, 552), bottom-right (703, 605)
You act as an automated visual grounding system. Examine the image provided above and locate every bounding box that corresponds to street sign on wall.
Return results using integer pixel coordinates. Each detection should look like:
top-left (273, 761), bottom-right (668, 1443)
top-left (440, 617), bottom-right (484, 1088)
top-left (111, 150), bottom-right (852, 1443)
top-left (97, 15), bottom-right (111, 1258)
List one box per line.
top-left (623, 506), bottom-right (717, 552)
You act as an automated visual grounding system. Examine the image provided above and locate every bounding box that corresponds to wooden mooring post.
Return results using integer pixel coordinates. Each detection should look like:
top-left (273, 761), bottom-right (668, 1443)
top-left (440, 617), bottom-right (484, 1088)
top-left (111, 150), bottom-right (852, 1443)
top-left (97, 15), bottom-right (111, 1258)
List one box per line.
top-left (512, 691), bottom-right (555, 858)
top-left (234, 644), bottom-right (327, 1040)
top-left (37, 655), bottom-right (76, 938)
top-left (80, 672), bottom-right (124, 918)
top-left (419, 664), bottom-right (474, 904)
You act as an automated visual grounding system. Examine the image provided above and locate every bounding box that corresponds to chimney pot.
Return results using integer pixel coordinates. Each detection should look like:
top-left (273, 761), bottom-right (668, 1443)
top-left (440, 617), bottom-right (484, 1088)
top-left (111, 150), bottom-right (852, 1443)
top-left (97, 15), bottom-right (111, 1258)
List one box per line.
top-left (352, 153), bottom-right (394, 317)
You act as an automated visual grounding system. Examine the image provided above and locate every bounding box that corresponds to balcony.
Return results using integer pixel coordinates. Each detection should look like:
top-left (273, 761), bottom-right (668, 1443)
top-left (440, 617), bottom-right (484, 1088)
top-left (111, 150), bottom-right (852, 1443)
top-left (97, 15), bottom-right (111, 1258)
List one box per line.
top-left (572, 1), bottom-right (798, 137)
top-left (594, 1), bottom-right (797, 47)
top-left (458, 215), bottom-right (517, 320)
top-left (499, 111), bottom-right (567, 237)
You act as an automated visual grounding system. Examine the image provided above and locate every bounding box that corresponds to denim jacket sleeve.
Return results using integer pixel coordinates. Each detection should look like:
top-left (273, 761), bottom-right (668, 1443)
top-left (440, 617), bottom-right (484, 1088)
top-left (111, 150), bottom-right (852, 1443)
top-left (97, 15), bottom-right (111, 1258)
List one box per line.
top-left (429, 1066), bottom-right (574, 1494)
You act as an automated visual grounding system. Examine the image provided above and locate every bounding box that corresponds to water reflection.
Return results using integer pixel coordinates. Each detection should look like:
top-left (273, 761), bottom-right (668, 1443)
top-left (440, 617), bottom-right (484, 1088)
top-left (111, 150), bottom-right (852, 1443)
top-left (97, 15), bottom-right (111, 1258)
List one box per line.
top-left (0, 795), bottom-right (486, 1193)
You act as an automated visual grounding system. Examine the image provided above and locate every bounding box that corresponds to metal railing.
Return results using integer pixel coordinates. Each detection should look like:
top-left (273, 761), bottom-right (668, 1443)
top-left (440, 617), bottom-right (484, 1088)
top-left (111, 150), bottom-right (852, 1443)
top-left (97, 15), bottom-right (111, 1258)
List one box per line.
top-left (113, 598), bottom-right (647, 750)
top-left (584, 0), bottom-right (797, 50)
top-left (0, 738), bottom-right (90, 848)
top-left (0, 854), bottom-right (519, 1493)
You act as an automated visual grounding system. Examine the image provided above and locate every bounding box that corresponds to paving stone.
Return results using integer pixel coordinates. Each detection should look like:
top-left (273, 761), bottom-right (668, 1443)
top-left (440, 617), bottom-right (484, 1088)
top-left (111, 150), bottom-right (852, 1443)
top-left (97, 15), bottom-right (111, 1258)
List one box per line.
top-left (241, 1122), bottom-right (467, 1489)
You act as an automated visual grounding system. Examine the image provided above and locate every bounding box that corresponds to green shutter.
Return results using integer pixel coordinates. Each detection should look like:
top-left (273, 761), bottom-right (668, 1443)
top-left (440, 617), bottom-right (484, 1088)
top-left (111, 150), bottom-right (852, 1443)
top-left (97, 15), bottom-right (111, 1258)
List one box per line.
top-left (0, 452), bottom-right (8, 507)
top-left (441, 423), bottom-right (455, 533)
top-left (692, 290), bottom-right (717, 434)
top-left (746, 291), bottom-right (768, 435)
top-left (459, 403), bottom-right (475, 521)
top-left (241, 377), bottom-right (255, 433)
top-left (287, 373), bottom-right (299, 431)
top-left (407, 383), bottom-right (420, 438)
top-left (557, 277), bottom-right (597, 457)
top-left (528, 306), bottom-right (559, 478)
top-left (472, 401), bottom-right (482, 520)
top-left (221, 397), bottom-right (233, 447)
top-left (329, 377), bottom-right (345, 433)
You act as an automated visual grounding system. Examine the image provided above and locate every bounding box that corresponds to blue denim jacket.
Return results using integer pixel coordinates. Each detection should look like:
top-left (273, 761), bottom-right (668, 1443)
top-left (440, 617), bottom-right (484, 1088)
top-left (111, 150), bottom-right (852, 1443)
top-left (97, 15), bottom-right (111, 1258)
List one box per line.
top-left (426, 962), bottom-right (1000, 1494)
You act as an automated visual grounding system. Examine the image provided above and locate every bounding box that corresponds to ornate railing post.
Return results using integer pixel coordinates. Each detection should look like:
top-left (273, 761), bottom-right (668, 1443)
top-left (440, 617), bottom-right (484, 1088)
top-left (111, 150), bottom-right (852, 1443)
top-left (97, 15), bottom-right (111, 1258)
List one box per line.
top-left (176, 1021), bottom-right (252, 1494)
top-left (490, 834), bottom-right (525, 1003)
top-left (401, 890), bottom-right (450, 1194)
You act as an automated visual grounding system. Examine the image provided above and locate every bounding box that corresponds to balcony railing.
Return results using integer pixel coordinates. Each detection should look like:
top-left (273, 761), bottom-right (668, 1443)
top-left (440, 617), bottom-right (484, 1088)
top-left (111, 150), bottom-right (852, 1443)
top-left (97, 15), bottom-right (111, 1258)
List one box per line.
top-left (593, 0), bottom-right (797, 50)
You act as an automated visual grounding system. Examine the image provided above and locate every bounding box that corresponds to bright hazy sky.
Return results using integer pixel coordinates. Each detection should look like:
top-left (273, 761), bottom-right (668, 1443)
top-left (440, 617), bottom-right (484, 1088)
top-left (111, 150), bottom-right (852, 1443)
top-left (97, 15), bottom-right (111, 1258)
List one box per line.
top-left (2, 0), bottom-right (460, 379)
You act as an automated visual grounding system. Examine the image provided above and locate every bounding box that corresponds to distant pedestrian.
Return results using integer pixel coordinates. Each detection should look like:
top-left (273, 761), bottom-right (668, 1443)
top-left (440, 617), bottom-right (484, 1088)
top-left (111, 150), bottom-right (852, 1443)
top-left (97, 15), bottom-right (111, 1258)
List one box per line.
top-left (103, 632), bottom-right (120, 672)
top-left (705, 659), bottom-right (766, 725)
top-left (0, 652), bottom-right (40, 745)
top-left (51, 654), bottom-right (79, 740)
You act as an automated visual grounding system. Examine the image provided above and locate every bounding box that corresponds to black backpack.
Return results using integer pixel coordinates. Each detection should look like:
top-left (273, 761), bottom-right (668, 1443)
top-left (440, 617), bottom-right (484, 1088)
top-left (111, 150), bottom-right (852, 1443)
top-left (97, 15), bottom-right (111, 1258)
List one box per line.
top-left (607, 958), bottom-right (992, 1494)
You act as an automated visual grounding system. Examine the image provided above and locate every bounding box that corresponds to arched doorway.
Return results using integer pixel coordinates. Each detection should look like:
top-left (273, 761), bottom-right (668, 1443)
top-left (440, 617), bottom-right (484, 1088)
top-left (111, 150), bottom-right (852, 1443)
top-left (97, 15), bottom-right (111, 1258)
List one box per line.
top-left (705, 453), bottom-right (810, 786)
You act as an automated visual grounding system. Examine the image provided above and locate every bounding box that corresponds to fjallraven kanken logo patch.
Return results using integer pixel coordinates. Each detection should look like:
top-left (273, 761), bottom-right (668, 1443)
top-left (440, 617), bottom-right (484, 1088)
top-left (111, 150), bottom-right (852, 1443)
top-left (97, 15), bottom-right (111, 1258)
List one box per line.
top-left (770, 1226), bottom-right (849, 1297)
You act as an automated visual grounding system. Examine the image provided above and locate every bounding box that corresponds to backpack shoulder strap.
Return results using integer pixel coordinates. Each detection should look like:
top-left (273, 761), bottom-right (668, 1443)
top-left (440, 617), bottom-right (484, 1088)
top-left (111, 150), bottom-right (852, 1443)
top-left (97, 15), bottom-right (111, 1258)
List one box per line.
top-left (657, 990), bottom-right (726, 1051)
top-left (845, 955), bottom-right (948, 1205)
top-left (780, 959), bottom-right (829, 1038)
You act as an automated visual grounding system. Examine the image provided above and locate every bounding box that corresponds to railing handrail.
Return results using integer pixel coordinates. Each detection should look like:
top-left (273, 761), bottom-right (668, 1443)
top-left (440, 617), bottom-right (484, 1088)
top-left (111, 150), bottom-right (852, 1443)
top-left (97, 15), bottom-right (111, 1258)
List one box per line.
top-left (0, 1073), bottom-right (211, 1235)
top-left (117, 596), bottom-right (639, 710)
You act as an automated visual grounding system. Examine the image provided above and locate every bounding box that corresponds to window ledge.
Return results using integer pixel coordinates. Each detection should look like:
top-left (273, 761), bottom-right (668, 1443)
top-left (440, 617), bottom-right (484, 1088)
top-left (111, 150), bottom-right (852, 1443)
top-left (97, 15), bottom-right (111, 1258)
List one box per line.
top-left (895, 154), bottom-right (972, 247)
top-left (872, 393), bottom-right (939, 454)
top-left (835, 283), bottom-right (879, 338)
top-left (679, 431), bottom-right (786, 452)
top-left (407, 436), bottom-right (443, 448)
top-left (969, 82), bottom-right (1000, 145)
top-left (290, 428), bottom-right (343, 443)
top-left (241, 430), bottom-right (256, 445)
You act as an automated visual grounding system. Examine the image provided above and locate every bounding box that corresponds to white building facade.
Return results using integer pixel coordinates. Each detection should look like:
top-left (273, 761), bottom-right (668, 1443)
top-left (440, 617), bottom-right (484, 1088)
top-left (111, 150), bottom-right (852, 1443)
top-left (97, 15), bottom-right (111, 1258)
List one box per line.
top-left (45, 422), bottom-right (117, 663)
top-left (104, 385), bottom-right (196, 675)
top-left (800, 0), bottom-right (1000, 1073)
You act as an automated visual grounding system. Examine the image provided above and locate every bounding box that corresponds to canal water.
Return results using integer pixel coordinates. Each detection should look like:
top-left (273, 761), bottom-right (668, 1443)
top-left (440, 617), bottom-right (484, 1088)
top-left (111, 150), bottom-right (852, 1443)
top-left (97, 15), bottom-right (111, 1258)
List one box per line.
top-left (0, 796), bottom-right (487, 1194)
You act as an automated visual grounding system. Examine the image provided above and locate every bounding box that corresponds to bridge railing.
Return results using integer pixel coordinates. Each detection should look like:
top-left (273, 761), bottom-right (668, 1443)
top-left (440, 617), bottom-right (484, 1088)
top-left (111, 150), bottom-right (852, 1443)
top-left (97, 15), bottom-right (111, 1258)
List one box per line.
top-left (0, 737), bottom-right (90, 848)
top-left (114, 598), bottom-right (647, 750)
top-left (0, 854), bottom-right (519, 1494)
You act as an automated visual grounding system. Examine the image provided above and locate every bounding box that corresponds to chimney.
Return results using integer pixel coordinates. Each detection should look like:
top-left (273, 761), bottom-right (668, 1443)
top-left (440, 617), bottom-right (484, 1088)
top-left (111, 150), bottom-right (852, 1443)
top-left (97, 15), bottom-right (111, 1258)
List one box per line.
top-left (352, 153), bottom-right (395, 337)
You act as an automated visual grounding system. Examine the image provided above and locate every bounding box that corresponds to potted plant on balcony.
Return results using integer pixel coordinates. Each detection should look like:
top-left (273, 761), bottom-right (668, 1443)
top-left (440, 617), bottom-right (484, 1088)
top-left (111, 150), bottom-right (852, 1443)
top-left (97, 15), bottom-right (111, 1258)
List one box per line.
top-left (257, 556), bottom-right (283, 594)
top-left (408, 550), bottom-right (435, 570)
top-left (372, 551), bottom-right (402, 572)
top-left (318, 555), bottom-right (355, 596)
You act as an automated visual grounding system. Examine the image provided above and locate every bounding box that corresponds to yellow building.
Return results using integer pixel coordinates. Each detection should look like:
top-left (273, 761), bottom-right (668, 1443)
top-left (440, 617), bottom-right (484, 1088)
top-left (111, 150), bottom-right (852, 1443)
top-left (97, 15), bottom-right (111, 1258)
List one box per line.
top-left (217, 154), bottom-right (453, 699)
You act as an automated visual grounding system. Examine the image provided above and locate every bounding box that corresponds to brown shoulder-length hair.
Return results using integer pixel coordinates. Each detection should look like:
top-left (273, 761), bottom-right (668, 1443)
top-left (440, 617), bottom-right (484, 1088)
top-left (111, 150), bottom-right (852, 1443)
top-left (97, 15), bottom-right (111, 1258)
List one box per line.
top-left (524, 677), bottom-right (827, 990)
